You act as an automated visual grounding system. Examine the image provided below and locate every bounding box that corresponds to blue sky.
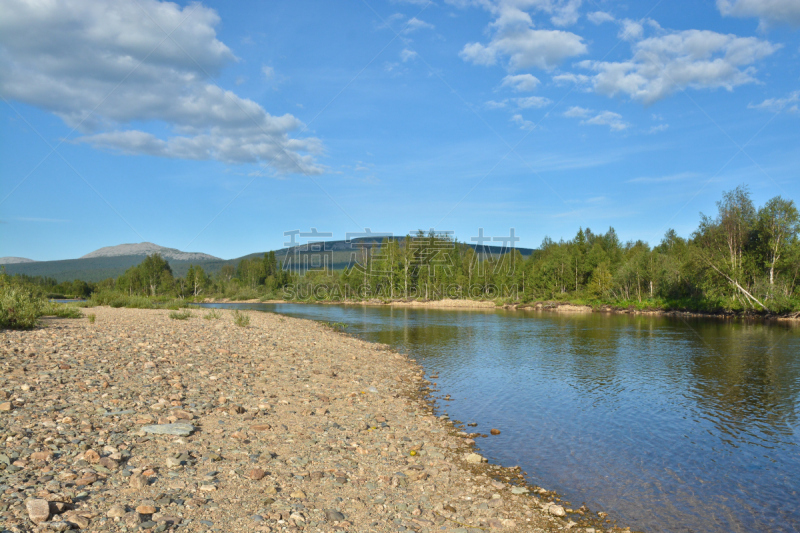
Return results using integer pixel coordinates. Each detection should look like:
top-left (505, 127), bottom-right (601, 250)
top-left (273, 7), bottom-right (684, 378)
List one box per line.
top-left (1, 0), bottom-right (798, 261)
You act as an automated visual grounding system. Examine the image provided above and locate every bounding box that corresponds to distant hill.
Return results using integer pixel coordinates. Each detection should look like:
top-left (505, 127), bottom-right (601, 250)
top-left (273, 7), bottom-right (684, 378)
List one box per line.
top-left (3, 238), bottom-right (535, 282)
top-left (0, 257), bottom-right (36, 265)
top-left (81, 242), bottom-right (219, 262)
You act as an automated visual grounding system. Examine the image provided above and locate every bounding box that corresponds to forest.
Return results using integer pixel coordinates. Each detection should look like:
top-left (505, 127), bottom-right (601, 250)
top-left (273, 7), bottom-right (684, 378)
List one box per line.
top-left (7, 186), bottom-right (799, 314)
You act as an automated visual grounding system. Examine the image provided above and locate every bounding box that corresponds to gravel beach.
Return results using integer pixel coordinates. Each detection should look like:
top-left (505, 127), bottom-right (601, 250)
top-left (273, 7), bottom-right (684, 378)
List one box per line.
top-left (1, 307), bottom-right (618, 533)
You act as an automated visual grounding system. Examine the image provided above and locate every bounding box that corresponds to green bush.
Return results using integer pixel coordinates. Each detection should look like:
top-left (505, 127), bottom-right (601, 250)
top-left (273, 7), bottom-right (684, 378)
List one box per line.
top-left (45, 305), bottom-right (84, 319)
top-left (232, 309), bottom-right (250, 327)
top-left (168, 310), bottom-right (192, 320)
top-left (0, 285), bottom-right (46, 329)
top-left (204, 309), bottom-right (222, 320)
top-left (87, 313), bottom-right (96, 323)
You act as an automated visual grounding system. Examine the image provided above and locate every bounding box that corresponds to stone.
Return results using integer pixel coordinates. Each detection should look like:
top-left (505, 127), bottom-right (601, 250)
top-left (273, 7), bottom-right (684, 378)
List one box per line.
top-left (490, 428), bottom-right (501, 435)
top-left (31, 451), bottom-right (53, 462)
top-left (510, 487), bottom-right (529, 495)
top-left (129, 473), bottom-right (147, 489)
top-left (0, 401), bottom-right (12, 411)
top-left (290, 491), bottom-right (306, 499)
top-left (324, 509), bottom-right (345, 522)
top-left (107, 505), bottom-right (127, 518)
top-left (83, 449), bottom-right (100, 463)
top-left (165, 457), bottom-right (182, 468)
top-left (48, 520), bottom-right (71, 532)
top-left (26, 498), bottom-right (51, 524)
top-left (141, 423), bottom-right (195, 436)
top-left (136, 505), bottom-right (156, 515)
top-left (549, 505), bottom-right (566, 517)
top-left (465, 453), bottom-right (484, 464)
top-left (248, 468), bottom-right (266, 480)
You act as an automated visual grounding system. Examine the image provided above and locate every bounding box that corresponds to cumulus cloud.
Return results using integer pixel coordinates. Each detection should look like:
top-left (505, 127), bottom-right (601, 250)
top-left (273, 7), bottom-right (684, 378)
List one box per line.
top-left (748, 91), bottom-right (800, 113)
top-left (501, 73), bottom-right (541, 91)
top-left (0, 0), bottom-right (323, 174)
top-left (459, 0), bottom-right (587, 70)
top-left (587, 11), bottom-right (615, 24)
top-left (400, 48), bottom-right (419, 62)
top-left (511, 113), bottom-right (535, 129)
top-left (618, 19), bottom-right (644, 41)
top-left (578, 30), bottom-right (779, 104)
top-left (563, 106), bottom-right (629, 131)
top-left (404, 17), bottom-right (435, 32)
top-left (717, 0), bottom-right (800, 27)
top-left (515, 95), bottom-right (552, 108)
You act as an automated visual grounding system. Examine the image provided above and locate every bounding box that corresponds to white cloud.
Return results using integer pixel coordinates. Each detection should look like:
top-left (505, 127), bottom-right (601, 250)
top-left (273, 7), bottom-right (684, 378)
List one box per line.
top-left (400, 48), bottom-right (419, 61)
top-left (0, 0), bottom-right (323, 174)
top-left (262, 65), bottom-right (275, 80)
top-left (563, 105), bottom-right (590, 117)
top-left (564, 106), bottom-right (629, 130)
top-left (748, 91), bottom-right (800, 113)
top-left (485, 99), bottom-right (509, 108)
top-left (578, 30), bottom-right (779, 104)
top-left (553, 72), bottom-right (590, 85)
top-left (501, 73), bottom-right (541, 91)
top-left (511, 113), bottom-right (535, 129)
top-left (717, 0), bottom-right (800, 27)
top-left (587, 11), bottom-right (615, 24)
top-left (461, 28), bottom-right (587, 69)
top-left (618, 19), bottom-right (644, 41)
top-left (458, 1), bottom-right (587, 70)
top-left (404, 17), bottom-right (435, 33)
top-left (648, 124), bottom-right (670, 133)
top-left (515, 95), bottom-right (552, 108)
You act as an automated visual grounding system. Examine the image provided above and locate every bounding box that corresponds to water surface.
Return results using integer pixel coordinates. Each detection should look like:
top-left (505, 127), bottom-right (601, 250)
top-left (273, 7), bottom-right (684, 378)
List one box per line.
top-left (200, 303), bottom-right (800, 533)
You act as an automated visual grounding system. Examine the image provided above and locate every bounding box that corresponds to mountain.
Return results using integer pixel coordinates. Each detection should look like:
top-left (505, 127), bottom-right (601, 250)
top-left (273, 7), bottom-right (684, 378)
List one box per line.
top-left (81, 242), bottom-right (220, 262)
top-left (0, 257), bottom-right (36, 265)
top-left (3, 238), bottom-right (536, 282)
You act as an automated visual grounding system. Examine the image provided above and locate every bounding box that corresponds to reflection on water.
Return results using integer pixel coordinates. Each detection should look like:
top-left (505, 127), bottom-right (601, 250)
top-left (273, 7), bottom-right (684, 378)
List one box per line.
top-left (200, 303), bottom-right (800, 533)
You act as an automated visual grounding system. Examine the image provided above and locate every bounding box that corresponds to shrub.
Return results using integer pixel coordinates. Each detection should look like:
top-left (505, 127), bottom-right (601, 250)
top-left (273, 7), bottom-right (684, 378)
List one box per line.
top-left (168, 310), bottom-right (192, 320)
top-left (45, 305), bottom-right (84, 319)
top-left (87, 313), bottom-right (96, 324)
top-left (0, 285), bottom-right (46, 329)
top-left (204, 309), bottom-right (222, 320)
top-left (233, 310), bottom-right (250, 327)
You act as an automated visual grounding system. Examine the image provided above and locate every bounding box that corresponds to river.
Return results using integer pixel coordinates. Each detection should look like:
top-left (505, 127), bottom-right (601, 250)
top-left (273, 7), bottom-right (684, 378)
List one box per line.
top-left (197, 302), bottom-right (800, 533)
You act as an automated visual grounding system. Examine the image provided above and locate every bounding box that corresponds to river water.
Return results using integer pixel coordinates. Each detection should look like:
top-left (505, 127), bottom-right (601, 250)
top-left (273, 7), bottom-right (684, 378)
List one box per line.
top-left (198, 303), bottom-right (800, 533)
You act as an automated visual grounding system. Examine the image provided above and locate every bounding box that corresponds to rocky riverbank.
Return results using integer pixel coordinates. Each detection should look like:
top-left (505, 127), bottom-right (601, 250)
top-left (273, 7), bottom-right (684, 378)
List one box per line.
top-left (0, 308), bottom-right (623, 533)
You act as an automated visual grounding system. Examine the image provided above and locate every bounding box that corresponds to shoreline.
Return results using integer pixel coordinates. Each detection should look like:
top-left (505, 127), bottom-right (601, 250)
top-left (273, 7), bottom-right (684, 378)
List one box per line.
top-left (201, 297), bottom-right (800, 323)
top-left (1, 307), bottom-right (626, 532)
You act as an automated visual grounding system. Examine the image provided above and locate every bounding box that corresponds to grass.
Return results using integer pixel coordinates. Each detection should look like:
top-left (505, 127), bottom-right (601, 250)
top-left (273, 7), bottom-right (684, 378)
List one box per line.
top-left (168, 309), bottom-right (193, 320)
top-left (323, 321), bottom-right (348, 332)
top-left (204, 309), bottom-right (222, 320)
top-left (45, 304), bottom-right (84, 319)
top-left (87, 313), bottom-right (96, 323)
top-left (232, 309), bottom-right (250, 327)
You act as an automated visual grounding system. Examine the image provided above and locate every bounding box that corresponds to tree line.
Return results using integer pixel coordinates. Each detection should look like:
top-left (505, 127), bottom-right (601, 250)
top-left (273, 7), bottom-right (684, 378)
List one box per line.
top-left (8, 186), bottom-right (799, 314)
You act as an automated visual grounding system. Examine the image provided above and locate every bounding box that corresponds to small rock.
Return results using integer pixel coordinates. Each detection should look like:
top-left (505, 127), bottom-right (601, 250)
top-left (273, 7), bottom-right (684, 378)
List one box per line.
top-left (465, 453), bottom-right (484, 464)
top-left (166, 457), bottom-right (182, 468)
top-left (248, 468), bottom-right (266, 480)
top-left (141, 423), bottom-right (195, 436)
top-left (490, 428), bottom-right (501, 435)
top-left (48, 520), bottom-right (71, 532)
top-left (324, 509), bottom-right (345, 522)
top-left (0, 401), bottom-right (12, 411)
top-left (83, 449), bottom-right (100, 463)
top-left (136, 505), bottom-right (156, 515)
top-left (510, 487), bottom-right (529, 495)
top-left (26, 498), bottom-right (51, 524)
top-left (549, 505), bottom-right (566, 517)
top-left (107, 505), bottom-right (126, 518)
top-left (290, 491), bottom-right (306, 499)
top-left (129, 473), bottom-right (147, 489)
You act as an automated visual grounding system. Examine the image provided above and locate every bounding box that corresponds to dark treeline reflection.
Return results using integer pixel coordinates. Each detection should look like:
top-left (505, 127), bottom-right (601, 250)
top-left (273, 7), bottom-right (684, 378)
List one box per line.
top-left (200, 302), bottom-right (800, 533)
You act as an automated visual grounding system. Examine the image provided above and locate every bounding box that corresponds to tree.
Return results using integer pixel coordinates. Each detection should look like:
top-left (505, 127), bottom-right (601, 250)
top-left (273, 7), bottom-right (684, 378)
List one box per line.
top-left (756, 196), bottom-right (799, 286)
top-left (140, 254), bottom-right (172, 296)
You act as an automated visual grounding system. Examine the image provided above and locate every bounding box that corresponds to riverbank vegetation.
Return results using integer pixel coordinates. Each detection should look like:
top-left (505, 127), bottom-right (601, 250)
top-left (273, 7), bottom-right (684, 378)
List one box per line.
top-left (4, 187), bottom-right (799, 317)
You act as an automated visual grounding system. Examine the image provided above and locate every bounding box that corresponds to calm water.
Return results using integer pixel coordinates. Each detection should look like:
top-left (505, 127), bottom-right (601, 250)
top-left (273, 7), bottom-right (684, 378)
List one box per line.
top-left (199, 303), bottom-right (800, 533)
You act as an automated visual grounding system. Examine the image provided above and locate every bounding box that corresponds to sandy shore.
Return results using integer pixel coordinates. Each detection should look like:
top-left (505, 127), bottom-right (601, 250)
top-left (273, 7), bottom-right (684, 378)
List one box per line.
top-left (0, 308), bottom-right (620, 533)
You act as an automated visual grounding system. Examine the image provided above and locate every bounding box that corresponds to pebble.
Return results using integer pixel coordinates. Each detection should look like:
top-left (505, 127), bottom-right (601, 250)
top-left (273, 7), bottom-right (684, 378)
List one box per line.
top-left (465, 453), bottom-right (484, 464)
top-left (141, 422), bottom-right (195, 436)
top-left (136, 504), bottom-right (157, 514)
top-left (25, 498), bottom-right (50, 524)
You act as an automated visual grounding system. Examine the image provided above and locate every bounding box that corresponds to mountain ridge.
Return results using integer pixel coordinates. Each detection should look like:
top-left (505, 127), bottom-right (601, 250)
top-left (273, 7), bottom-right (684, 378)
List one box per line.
top-left (80, 242), bottom-right (220, 262)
